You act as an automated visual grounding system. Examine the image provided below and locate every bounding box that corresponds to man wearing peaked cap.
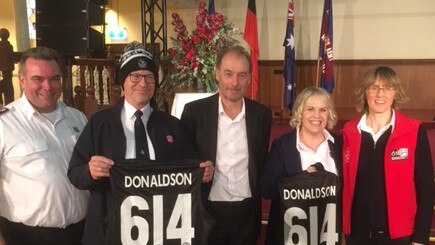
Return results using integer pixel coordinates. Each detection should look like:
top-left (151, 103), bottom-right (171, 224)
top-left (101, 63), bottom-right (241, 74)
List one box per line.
top-left (68, 41), bottom-right (214, 245)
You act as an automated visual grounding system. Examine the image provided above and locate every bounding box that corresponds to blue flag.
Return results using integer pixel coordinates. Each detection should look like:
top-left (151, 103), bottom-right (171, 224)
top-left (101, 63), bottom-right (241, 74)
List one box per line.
top-left (208, 0), bottom-right (215, 14)
top-left (318, 0), bottom-right (334, 93)
top-left (283, 0), bottom-right (296, 109)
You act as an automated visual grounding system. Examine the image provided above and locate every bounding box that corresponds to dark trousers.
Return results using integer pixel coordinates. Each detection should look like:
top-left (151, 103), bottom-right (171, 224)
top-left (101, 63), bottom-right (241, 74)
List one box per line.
top-left (207, 198), bottom-right (257, 245)
top-left (346, 232), bottom-right (411, 245)
top-left (0, 217), bottom-right (84, 245)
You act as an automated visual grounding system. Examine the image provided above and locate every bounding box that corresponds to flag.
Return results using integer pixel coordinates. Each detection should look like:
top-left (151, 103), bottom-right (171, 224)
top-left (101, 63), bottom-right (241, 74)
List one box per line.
top-left (243, 0), bottom-right (259, 99)
top-left (208, 0), bottom-right (215, 14)
top-left (283, 0), bottom-right (296, 109)
top-left (318, 0), bottom-right (334, 93)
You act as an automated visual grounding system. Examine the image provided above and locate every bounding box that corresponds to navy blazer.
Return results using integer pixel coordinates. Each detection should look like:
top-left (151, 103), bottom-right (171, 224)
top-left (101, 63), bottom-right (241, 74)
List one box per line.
top-left (260, 129), bottom-right (342, 245)
top-left (68, 98), bottom-right (196, 245)
top-left (180, 93), bottom-right (272, 228)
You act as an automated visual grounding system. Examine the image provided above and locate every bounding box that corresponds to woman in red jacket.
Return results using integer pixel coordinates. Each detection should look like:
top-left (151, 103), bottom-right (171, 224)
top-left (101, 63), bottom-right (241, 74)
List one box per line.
top-left (341, 66), bottom-right (434, 245)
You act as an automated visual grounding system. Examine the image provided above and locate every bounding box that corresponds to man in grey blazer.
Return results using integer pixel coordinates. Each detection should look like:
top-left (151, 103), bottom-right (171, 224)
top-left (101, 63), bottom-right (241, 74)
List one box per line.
top-left (181, 45), bottom-right (272, 245)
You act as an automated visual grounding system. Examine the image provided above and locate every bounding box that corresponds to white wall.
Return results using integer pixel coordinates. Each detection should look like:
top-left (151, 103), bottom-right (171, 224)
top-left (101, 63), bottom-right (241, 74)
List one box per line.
top-left (1, 0), bottom-right (435, 60)
top-left (214, 0), bottom-right (435, 60)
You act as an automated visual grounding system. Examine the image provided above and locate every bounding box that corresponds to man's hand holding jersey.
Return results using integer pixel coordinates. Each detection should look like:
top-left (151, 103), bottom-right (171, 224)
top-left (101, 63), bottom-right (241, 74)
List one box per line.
top-left (199, 160), bottom-right (214, 183)
top-left (88, 155), bottom-right (114, 180)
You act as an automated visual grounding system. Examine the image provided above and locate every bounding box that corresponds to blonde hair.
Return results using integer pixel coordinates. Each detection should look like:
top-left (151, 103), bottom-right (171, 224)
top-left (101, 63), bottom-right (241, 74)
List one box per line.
top-left (355, 66), bottom-right (409, 113)
top-left (290, 86), bottom-right (337, 130)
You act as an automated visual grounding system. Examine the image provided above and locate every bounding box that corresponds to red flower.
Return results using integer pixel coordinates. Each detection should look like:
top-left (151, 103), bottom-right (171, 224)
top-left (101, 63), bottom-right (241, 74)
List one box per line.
top-left (198, 27), bottom-right (207, 35)
top-left (190, 62), bottom-right (200, 70)
top-left (182, 44), bottom-right (191, 51)
top-left (185, 49), bottom-right (196, 61)
top-left (165, 0), bottom-right (240, 92)
top-left (191, 35), bottom-right (201, 44)
top-left (168, 48), bottom-right (177, 57)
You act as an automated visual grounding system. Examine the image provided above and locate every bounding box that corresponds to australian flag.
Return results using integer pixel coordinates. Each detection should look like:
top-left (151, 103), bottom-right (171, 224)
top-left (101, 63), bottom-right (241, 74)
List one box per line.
top-left (283, 0), bottom-right (296, 109)
top-left (318, 0), bottom-right (334, 93)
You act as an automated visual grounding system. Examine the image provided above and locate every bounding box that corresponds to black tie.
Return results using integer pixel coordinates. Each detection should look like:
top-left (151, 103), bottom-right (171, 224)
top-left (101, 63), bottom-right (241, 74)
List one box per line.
top-left (134, 110), bottom-right (149, 159)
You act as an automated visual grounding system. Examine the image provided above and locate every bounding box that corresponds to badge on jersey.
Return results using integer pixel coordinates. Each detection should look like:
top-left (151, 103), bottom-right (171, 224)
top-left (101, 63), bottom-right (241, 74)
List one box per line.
top-left (390, 148), bottom-right (408, 160)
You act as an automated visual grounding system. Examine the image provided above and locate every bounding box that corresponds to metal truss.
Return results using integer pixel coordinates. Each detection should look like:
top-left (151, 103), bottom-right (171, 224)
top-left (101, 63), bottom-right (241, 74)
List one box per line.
top-left (140, 0), bottom-right (167, 58)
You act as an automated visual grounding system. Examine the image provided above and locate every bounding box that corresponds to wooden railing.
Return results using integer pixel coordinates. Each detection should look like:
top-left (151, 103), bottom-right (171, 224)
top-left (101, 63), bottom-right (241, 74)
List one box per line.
top-left (10, 52), bottom-right (122, 118)
top-left (69, 57), bottom-right (121, 118)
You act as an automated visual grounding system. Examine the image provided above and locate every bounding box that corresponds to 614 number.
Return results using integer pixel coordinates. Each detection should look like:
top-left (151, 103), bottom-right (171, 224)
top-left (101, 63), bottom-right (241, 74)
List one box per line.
top-left (284, 203), bottom-right (338, 245)
top-left (120, 194), bottom-right (194, 244)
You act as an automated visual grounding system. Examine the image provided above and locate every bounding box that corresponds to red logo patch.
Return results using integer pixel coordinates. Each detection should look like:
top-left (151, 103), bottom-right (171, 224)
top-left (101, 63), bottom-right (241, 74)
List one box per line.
top-left (166, 135), bottom-right (174, 143)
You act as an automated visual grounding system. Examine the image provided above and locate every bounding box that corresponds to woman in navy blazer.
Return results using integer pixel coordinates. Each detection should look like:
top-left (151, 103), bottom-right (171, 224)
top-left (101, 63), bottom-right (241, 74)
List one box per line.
top-left (261, 86), bottom-right (342, 245)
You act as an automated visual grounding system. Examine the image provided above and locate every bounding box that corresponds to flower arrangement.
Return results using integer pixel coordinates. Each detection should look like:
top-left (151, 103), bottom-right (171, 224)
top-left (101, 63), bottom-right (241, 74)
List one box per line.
top-left (162, 0), bottom-right (241, 93)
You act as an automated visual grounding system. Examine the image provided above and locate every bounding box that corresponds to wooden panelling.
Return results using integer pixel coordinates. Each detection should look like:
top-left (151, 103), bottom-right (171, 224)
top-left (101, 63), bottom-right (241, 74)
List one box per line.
top-left (258, 59), bottom-right (435, 122)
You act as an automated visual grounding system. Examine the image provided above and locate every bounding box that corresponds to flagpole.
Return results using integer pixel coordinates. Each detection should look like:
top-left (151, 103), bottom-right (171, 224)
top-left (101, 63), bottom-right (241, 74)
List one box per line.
top-left (252, 84), bottom-right (254, 100)
top-left (252, 79), bottom-right (254, 99)
top-left (316, 58), bottom-right (320, 87)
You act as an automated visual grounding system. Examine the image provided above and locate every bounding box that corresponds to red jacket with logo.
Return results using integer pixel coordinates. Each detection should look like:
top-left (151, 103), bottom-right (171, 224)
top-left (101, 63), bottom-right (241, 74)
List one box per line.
top-left (341, 111), bottom-right (419, 239)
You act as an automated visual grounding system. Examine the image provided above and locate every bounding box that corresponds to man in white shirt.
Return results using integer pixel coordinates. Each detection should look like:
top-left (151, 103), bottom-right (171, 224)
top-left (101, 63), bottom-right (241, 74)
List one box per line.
top-left (0, 47), bottom-right (89, 245)
top-left (181, 45), bottom-right (272, 245)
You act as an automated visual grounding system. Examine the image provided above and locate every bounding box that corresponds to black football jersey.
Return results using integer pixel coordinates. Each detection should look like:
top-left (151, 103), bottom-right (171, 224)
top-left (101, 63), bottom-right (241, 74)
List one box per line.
top-left (106, 159), bottom-right (212, 245)
top-left (278, 171), bottom-right (341, 245)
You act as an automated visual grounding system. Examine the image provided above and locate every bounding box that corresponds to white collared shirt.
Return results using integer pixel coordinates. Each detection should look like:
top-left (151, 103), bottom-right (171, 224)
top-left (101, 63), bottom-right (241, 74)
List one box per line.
top-left (121, 101), bottom-right (155, 160)
top-left (209, 97), bottom-right (251, 201)
top-left (357, 111), bottom-right (396, 143)
top-left (0, 94), bottom-right (90, 227)
top-left (296, 128), bottom-right (338, 175)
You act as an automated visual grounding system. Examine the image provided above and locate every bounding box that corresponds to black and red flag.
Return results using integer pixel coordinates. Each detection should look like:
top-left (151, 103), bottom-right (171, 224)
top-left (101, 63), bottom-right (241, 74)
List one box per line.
top-left (243, 0), bottom-right (259, 99)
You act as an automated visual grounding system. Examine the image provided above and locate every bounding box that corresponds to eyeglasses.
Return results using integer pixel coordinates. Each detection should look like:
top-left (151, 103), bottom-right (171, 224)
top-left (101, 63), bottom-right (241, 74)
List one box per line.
top-left (129, 74), bottom-right (155, 84)
top-left (367, 85), bottom-right (396, 94)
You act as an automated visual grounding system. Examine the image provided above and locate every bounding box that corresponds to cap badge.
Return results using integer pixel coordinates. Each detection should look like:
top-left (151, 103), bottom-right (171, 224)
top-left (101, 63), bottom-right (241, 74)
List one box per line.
top-left (138, 59), bottom-right (147, 68)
